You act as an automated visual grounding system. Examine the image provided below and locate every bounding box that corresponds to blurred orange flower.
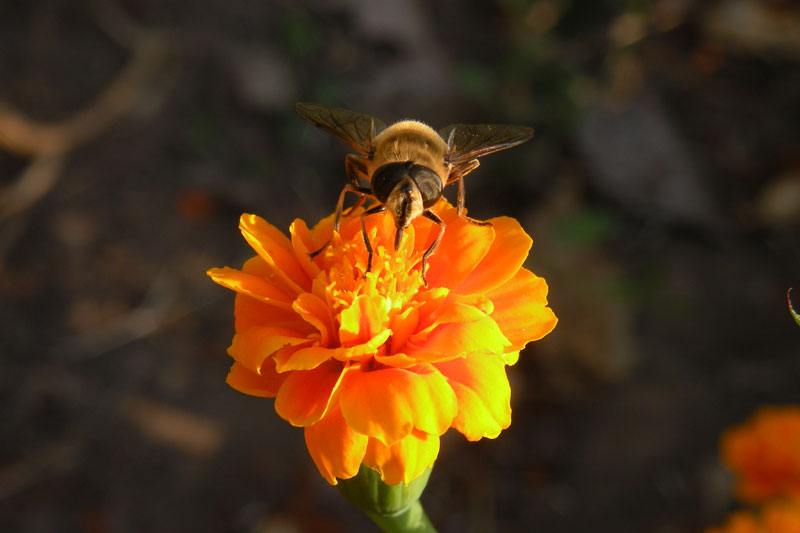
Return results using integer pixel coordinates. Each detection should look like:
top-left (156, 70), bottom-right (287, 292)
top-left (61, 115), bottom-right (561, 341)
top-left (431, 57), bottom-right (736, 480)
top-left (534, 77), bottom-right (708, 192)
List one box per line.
top-left (207, 200), bottom-right (556, 485)
top-left (706, 499), bottom-right (800, 533)
top-left (721, 406), bottom-right (800, 504)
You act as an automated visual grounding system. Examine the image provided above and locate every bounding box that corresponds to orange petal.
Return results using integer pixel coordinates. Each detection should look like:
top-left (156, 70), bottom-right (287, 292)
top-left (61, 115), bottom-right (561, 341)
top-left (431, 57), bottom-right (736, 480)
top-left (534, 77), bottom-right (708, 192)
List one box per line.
top-left (487, 268), bottom-right (557, 351)
top-left (416, 298), bottom-right (490, 334)
top-left (412, 288), bottom-right (450, 330)
top-left (339, 294), bottom-right (385, 346)
top-left (374, 352), bottom-right (420, 369)
top-left (227, 326), bottom-right (311, 374)
top-left (363, 429), bottom-right (440, 486)
top-left (502, 350), bottom-right (520, 366)
top-left (310, 212), bottom-right (337, 248)
top-left (339, 365), bottom-right (456, 445)
top-left (423, 208), bottom-right (494, 289)
top-left (389, 306), bottom-right (419, 353)
top-left (274, 345), bottom-right (335, 372)
top-left (338, 205), bottom-right (396, 251)
top-left (435, 354), bottom-right (511, 441)
top-left (407, 303), bottom-right (510, 363)
top-left (276, 329), bottom-right (392, 371)
top-left (304, 406), bottom-right (369, 485)
top-left (333, 327), bottom-right (392, 360)
top-left (274, 360), bottom-right (346, 427)
top-left (233, 292), bottom-right (303, 333)
top-left (289, 218), bottom-right (323, 281)
top-left (292, 293), bottom-right (334, 347)
top-left (239, 214), bottom-right (310, 294)
top-left (457, 216), bottom-right (532, 295)
top-left (226, 360), bottom-right (286, 398)
top-left (207, 266), bottom-right (294, 309)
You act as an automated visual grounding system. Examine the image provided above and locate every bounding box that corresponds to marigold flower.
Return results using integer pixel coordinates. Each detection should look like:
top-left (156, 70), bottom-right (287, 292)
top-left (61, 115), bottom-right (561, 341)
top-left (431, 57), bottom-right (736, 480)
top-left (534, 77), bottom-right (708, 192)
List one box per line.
top-left (721, 406), bottom-right (800, 504)
top-left (706, 500), bottom-right (800, 533)
top-left (207, 200), bottom-right (556, 485)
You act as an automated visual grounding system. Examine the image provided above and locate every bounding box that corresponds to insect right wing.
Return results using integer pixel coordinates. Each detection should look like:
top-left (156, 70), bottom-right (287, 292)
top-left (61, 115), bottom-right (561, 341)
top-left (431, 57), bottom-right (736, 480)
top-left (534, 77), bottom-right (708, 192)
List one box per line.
top-left (440, 123), bottom-right (534, 182)
top-left (295, 102), bottom-right (387, 157)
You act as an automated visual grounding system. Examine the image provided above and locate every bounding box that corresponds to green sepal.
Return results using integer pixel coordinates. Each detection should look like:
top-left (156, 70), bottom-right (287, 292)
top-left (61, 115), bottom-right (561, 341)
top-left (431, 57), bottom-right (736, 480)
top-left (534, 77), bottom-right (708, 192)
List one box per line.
top-left (790, 289), bottom-right (800, 328)
top-left (337, 464), bottom-right (437, 532)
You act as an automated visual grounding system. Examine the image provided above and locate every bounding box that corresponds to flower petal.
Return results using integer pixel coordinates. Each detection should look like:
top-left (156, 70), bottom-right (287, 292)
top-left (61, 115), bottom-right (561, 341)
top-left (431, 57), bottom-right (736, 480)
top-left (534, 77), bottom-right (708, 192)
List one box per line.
top-left (416, 298), bottom-right (487, 334)
top-left (239, 214), bottom-right (310, 294)
top-left (304, 406), bottom-right (368, 485)
top-left (412, 287), bottom-right (450, 330)
top-left (363, 429), bottom-right (440, 486)
top-left (293, 293), bottom-right (334, 347)
top-left (422, 207), bottom-right (494, 289)
top-left (233, 292), bottom-right (302, 333)
top-left (374, 352), bottom-right (420, 368)
top-left (225, 360), bottom-right (286, 398)
top-left (721, 406), bottom-right (800, 503)
top-left (308, 212), bottom-right (336, 249)
top-left (207, 266), bottom-right (294, 310)
top-left (407, 303), bottom-right (510, 363)
top-left (289, 218), bottom-right (323, 281)
top-left (274, 360), bottom-right (345, 427)
top-left (340, 364), bottom-right (457, 445)
top-left (338, 205), bottom-right (396, 251)
top-left (339, 294), bottom-right (385, 346)
top-left (502, 350), bottom-right (520, 366)
top-left (457, 216), bottom-right (532, 295)
top-left (487, 268), bottom-right (557, 351)
top-left (276, 329), bottom-right (392, 371)
top-left (435, 354), bottom-right (511, 441)
top-left (389, 306), bottom-right (419, 353)
top-left (227, 326), bottom-right (311, 374)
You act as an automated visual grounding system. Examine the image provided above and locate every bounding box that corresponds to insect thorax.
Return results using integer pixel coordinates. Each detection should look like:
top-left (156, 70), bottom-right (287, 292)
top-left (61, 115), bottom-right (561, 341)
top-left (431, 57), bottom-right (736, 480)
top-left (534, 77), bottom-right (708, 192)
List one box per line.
top-left (372, 121), bottom-right (447, 171)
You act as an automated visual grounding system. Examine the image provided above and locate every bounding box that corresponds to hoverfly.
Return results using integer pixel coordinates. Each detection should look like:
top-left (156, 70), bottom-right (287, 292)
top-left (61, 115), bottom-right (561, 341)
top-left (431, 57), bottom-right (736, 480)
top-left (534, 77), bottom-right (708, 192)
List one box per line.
top-left (295, 102), bottom-right (534, 284)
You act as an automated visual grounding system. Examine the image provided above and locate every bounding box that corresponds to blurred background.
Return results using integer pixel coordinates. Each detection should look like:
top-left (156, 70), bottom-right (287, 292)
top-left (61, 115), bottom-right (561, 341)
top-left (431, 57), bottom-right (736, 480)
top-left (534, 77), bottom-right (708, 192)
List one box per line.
top-left (1, 0), bottom-right (798, 531)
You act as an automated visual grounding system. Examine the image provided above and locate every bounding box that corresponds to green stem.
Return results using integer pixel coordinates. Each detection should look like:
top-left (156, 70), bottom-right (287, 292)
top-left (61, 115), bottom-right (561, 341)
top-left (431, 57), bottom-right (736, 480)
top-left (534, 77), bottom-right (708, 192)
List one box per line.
top-left (337, 465), bottom-right (438, 533)
top-left (363, 499), bottom-right (437, 533)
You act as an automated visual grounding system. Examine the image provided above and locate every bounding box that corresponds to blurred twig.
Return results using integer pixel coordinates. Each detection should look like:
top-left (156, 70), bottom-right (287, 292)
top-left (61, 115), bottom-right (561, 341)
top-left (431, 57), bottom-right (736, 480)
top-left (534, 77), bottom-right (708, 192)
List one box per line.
top-left (63, 267), bottom-right (182, 360)
top-left (0, 2), bottom-right (175, 273)
top-left (0, 155), bottom-right (64, 219)
top-left (0, 33), bottom-right (170, 160)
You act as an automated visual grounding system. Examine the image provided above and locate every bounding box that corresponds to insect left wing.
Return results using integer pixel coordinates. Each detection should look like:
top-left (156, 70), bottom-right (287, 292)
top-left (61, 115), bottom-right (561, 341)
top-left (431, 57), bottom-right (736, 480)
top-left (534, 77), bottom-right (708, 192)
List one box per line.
top-left (295, 102), bottom-right (387, 157)
top-left (440, 123), bottom-right (534, 182)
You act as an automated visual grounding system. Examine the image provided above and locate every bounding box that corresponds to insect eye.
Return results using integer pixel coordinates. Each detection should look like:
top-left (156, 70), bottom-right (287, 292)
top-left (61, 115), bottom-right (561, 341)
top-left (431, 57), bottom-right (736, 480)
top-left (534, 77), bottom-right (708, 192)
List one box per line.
top-left (409, 165), bottom-right (443, 207)
top-left (372, 162), bottom-right (412, 202)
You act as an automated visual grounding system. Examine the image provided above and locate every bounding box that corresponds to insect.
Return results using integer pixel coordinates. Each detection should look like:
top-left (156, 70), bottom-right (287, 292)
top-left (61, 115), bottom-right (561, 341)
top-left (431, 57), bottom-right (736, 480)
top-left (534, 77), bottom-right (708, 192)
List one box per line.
top-left (295, 102), bottom-right (534, 284)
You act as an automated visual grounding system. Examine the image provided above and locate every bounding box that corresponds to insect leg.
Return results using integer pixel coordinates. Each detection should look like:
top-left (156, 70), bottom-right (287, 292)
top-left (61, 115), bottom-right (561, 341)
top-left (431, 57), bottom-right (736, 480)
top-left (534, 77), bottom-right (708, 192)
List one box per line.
top-left (341, 154), bottom-right (371, 217)
top-left (334, 184), bottom-right (372, 232)
top-left (309, 184), bottom-right (372, 259)
top-left (455, 170), bottom-right (492, 227)
top-left (342, 194), bottom-right (367, 218)
top-left (421, 210), bottom-right (446, 286)
top-left (360, 204), bottom-right (386, 276)
top-left (345, 154), bottom-right (370, 187)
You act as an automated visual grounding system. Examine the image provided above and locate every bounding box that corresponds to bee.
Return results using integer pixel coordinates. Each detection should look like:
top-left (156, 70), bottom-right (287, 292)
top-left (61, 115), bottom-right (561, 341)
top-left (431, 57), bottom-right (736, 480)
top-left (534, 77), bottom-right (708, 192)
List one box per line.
top-left (295, 102), bottom-right (534, 284)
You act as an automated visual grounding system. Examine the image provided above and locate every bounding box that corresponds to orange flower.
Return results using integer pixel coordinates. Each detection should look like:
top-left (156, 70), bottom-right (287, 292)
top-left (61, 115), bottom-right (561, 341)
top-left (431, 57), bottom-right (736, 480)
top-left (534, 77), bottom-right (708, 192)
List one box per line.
top-left (721, 407), bottom-right (800, 504)
top-left (207, 199), bottom-right (556, 485)
top-left (706, 500), bottom-right (800, 533)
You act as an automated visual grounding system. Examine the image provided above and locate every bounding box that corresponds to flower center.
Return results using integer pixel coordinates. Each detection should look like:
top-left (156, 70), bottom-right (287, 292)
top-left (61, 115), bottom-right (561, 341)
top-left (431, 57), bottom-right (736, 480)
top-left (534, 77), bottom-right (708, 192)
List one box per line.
top-left (320, 228), bottom-right (425, 321)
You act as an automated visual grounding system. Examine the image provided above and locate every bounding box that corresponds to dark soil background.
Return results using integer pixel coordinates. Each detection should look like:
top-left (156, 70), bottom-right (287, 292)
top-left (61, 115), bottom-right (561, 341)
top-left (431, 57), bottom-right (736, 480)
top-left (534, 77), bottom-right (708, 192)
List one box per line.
top-left (1, 1), bottom-right (799, 532)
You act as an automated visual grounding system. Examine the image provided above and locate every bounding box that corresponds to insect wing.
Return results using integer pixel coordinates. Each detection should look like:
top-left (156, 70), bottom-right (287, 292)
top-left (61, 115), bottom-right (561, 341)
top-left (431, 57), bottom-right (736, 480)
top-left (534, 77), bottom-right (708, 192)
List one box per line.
top-left (295, 102), bottom-right (387, 157)
top-left (440, 123), bottom-right (534, 168)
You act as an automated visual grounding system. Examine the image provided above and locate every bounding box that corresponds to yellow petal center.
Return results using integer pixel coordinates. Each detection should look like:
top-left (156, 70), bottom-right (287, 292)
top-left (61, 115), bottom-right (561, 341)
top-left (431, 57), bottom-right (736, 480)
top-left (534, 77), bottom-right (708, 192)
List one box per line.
top-left (318, 227), bottom-right (427, 338)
